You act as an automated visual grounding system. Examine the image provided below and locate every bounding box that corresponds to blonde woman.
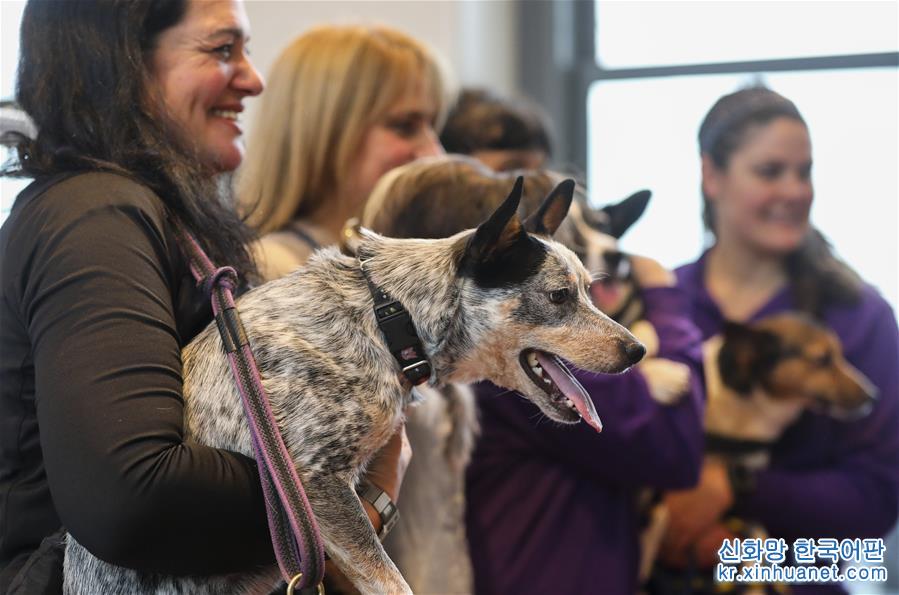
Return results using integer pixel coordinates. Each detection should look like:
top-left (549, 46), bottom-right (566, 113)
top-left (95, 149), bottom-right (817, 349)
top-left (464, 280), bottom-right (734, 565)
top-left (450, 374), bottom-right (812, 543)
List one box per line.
top-left (237, 24), bottom-right (446, 593)
top-left (239, 24), bottom-right (446, 280)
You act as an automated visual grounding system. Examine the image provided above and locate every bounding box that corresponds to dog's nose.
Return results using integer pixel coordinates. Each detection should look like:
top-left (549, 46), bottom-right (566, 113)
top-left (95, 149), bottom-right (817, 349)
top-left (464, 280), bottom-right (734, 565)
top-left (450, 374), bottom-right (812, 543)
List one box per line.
top-left (621, 340), bottom-right (646, 365)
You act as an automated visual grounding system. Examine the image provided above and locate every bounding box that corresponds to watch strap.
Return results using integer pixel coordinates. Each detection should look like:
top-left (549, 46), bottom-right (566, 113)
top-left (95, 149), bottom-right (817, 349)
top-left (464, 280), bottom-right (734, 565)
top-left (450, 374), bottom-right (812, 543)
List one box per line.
top-left (358, 481), bottom-right (399, 540)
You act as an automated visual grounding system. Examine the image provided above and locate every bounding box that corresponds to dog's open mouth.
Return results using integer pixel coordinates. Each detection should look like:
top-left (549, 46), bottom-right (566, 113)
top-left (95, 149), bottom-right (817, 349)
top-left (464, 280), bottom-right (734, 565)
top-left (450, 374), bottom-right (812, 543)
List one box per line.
top-left (519, 349), bottom-right (603, 432)
top-left (810, 396), bottom-right (875, 422)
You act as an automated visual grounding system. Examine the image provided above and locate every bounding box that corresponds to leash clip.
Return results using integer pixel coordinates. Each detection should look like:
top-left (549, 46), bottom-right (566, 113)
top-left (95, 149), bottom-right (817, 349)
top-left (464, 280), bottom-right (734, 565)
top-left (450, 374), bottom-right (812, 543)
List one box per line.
top-left (287, 573), bottom-right (325, 595)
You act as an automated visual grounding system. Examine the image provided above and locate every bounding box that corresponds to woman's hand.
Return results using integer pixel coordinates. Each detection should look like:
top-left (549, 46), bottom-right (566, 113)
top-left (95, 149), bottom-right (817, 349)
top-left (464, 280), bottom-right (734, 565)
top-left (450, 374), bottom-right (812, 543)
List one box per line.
top-left (359, 422), bottom-right (412, 531)
top-left (363, 422), bottom-right (412, 504)
top-left (659, 521), bottom-right (738, 570)
top-left (659, 456), bottom-right (734, 563)
top-left (694, 523), bottom-right (738, 569)
top-left (629, 254), bottom-right (676, 289)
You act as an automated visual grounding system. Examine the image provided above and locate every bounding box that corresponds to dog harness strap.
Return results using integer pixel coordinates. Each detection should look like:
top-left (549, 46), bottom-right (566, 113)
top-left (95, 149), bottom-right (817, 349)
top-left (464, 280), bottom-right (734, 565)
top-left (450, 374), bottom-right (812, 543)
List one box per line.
top-left (359, 260), bottom-right (432, 386)
top-left (705, 432), bottom-right (773, 456)
top-left (174, 225), bottom-right (326, 590)
top-left (288, 223), bottom-right (321, 251)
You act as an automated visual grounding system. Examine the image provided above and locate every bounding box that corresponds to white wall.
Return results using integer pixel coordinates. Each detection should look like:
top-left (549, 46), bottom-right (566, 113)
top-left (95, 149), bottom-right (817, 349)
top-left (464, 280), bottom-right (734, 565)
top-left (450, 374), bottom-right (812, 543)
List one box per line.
top-left (0, 0), bottom-right (520, 220)
top-left (241, 0), bottom-right (519, 138)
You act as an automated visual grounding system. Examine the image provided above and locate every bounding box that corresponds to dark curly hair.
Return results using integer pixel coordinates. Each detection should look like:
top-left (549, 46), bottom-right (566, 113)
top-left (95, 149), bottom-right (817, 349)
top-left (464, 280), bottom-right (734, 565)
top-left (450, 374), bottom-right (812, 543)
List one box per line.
top-left (6, 0), bottom-right (257, 278)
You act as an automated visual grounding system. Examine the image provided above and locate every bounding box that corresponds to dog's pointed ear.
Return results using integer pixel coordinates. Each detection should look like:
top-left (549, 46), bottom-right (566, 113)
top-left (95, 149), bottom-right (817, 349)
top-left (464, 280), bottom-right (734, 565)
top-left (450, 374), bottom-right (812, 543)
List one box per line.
top-left (524, 178), bottom-right (575, 236)
top-left (718, 321), bottom-right (780, 394)
top-left (466, 176), bottom-right (526, 262)
top-left (600, 189), bottom-right (651, 239)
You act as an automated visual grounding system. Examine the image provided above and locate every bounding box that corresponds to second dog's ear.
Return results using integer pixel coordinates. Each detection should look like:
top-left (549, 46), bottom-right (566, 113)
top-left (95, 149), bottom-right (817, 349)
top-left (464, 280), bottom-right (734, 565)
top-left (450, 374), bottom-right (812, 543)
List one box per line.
top-left (524, 179), bottom-right (575, 237)
top-left (718, 321), bottom-right (780, 394)
top-left (467, 176), bottom-right (526, 262)
top-left (600, 189), bottom-right (651, 239)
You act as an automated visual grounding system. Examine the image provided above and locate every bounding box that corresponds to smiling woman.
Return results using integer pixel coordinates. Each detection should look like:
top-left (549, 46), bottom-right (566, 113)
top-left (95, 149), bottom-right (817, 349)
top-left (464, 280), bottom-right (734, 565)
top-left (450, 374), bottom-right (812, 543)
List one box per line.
top-left (149, 0), bottom-right (263, 172)
top-left (0, 1), bottom-right (278, 592)
top-left (655, 87), bottom-right (899, 595)
top-left (702, 117), bottom-right (813, 258)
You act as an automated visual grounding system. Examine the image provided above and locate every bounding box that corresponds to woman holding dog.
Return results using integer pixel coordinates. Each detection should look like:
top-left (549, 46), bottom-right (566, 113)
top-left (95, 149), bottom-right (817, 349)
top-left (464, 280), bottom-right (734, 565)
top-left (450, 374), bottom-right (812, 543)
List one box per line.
top-left (0, 2), bottom-right (407, 592)
top-left (657, 87), bottom-right (899, 593)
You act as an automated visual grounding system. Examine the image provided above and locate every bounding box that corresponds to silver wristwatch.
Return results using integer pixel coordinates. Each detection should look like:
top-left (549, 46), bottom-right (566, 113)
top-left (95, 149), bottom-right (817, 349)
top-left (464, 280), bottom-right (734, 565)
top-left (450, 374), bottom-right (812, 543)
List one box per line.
top-left (358, 481), bottom-right (400, 540)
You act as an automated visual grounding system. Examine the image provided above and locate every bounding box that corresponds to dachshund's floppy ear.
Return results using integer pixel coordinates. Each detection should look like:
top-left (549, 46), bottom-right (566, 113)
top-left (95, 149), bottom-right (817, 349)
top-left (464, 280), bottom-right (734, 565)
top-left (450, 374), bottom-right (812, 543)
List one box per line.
top-left (718, 321), bottom-right (780, 394)
top-left (524, 179), bottom-right (575, 237)
top-left (466, 176), bottom-right (526, 263)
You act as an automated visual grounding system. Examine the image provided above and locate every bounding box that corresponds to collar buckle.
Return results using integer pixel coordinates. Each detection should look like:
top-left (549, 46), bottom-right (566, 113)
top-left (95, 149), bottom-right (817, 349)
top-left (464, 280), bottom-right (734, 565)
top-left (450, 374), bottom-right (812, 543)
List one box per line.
top-left (401, 360), bottom-right (431, 386)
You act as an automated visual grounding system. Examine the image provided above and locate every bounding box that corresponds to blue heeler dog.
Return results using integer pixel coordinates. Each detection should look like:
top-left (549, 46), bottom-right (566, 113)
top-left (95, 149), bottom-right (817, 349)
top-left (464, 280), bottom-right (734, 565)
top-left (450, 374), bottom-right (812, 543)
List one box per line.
top-left (63, 178), bottom-right (646, 594)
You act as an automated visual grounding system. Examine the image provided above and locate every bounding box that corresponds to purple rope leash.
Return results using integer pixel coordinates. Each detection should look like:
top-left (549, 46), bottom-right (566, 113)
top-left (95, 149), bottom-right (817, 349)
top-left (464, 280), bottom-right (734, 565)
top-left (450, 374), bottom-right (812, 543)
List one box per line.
top-left (176, 225), bottom-right (325, 590)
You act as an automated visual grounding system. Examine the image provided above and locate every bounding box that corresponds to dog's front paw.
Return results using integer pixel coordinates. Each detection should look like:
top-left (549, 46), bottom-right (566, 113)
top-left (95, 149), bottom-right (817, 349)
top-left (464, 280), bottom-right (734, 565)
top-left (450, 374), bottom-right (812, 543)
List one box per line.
top-left (640, 358), bottom-right (691, 405)
top-left (365, 576), bottom-right (413, 595)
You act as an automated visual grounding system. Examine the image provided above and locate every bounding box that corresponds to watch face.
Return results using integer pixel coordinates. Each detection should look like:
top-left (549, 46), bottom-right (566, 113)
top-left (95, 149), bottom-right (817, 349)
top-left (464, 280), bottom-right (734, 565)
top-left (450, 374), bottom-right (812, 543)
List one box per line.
top-left (380, 503), bottom-right (400, 540)
top-left (359, 482), bottom-right (400, 540)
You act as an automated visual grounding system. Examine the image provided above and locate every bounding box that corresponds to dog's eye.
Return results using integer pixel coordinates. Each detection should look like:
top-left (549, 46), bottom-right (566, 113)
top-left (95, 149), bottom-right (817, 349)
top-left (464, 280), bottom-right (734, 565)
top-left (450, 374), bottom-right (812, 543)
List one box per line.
top-left (548, 288), bottom-right (570, 304)
top-left (815, 352), bottom-right (833, 367)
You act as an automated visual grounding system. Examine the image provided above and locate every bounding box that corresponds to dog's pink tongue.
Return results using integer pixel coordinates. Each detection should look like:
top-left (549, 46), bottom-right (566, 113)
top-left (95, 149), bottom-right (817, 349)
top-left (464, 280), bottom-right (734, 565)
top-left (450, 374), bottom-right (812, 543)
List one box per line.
top-left (590, 281), bottom-right (622, 312)
top-left (535, 351), bottom-right (603, 433)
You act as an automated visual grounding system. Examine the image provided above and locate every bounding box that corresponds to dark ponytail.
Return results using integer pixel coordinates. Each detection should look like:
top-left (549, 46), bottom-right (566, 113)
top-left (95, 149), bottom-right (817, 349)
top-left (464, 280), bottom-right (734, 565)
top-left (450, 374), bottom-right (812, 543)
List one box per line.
top-left (785, 228), bottom-right (862, 317)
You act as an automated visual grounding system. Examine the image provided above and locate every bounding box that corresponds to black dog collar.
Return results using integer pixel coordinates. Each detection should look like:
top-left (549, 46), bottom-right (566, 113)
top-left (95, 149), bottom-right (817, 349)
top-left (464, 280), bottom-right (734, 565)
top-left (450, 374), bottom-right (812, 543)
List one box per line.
top-left (359, 260), bottom-right (432, 386)
top-left (705, 432), bottom-right (773, 457)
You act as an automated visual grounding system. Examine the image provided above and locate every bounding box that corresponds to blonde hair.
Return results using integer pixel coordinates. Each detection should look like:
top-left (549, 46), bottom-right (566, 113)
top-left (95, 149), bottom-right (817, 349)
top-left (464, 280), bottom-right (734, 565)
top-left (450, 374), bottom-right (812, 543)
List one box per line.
top-left (239, 25), bottom-right (447, 234)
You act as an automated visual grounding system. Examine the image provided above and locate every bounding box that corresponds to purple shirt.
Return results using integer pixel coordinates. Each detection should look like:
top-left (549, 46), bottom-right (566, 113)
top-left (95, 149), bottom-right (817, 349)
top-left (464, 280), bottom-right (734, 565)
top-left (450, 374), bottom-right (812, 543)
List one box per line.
top-left (676, 252), bottom-right (899, 594)
top-left (465, 286), bottom-right (706, 595)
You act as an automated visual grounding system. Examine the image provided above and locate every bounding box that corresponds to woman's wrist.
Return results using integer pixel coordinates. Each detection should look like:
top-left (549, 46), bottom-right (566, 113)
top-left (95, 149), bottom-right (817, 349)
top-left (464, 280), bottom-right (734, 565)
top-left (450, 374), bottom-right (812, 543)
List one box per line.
top-left (704, 456), bottom-right (736, 512)
top-left (357, 480), bottom-right (400, 540)
top-left (726, 461), bottom-right (757, 509)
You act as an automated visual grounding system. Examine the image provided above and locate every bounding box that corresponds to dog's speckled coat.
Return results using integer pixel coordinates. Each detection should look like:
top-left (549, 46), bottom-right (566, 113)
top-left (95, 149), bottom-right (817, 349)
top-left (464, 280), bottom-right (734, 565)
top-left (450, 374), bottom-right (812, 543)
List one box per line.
top-left (62, 181), bottom-right (642, 595)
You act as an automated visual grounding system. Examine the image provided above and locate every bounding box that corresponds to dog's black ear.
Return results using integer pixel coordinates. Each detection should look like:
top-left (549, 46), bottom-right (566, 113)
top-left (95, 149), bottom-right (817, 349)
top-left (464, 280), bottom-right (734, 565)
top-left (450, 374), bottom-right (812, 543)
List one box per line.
top-left (600, 189), bottom-right (651, 239)
top-left (467, 176), bottom-right (526, 262)
top-left (524, 179), bottom-right (575, 237)
top-left (718, 321), bottom-right (781, 394)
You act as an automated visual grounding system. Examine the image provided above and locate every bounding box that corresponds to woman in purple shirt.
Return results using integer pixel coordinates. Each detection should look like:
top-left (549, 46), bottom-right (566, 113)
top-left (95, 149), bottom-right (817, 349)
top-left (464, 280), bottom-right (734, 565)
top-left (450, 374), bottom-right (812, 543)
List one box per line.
top-left (657, 87), bottom-right (899, 594)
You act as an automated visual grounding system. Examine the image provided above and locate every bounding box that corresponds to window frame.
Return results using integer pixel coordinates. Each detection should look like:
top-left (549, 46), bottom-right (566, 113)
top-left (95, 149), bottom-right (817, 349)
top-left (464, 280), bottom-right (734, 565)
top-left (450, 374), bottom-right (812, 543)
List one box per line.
top-left (518, 1), bottom-right (899, 174)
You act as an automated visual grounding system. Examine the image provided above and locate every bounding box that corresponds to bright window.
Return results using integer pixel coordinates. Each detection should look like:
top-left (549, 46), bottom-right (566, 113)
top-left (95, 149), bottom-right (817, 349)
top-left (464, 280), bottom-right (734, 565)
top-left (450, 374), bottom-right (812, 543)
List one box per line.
top-left (588, 68), bottom-right (898, 311)
top-left (596, 1), bottom-right (898, 69)
top-left (1, 1), bottom-right (29, 225)
top-left (1, 1), bottom-right (26, 101)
